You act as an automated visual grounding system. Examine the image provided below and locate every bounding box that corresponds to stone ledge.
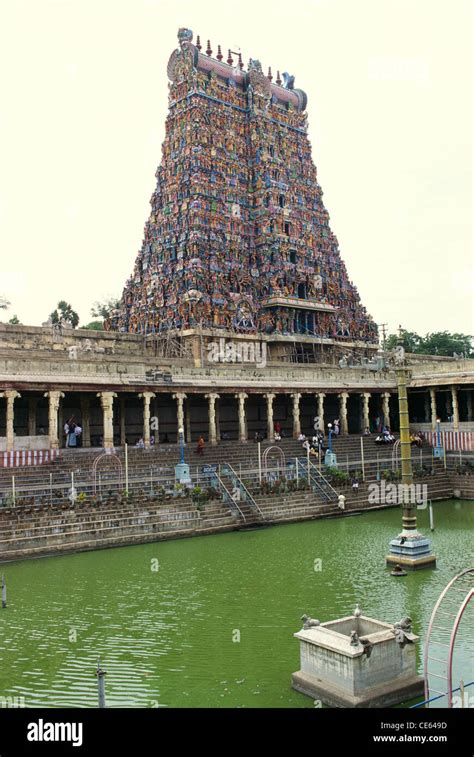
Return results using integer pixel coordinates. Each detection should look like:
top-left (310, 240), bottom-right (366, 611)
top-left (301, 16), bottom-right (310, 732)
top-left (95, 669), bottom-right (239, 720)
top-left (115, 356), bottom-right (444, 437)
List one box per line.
top-left (291, 670), bottom-right (424, 708)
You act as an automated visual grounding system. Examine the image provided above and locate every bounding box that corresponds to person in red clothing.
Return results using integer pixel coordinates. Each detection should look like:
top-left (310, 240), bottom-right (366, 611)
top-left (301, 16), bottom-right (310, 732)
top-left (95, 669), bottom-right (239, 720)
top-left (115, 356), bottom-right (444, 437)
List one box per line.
top-left (196, 436), bottom-right (205, 456)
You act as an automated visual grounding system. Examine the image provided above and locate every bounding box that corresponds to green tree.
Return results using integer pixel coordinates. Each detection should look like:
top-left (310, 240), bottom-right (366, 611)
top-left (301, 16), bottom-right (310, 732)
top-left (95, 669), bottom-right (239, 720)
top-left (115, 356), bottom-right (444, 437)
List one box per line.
top-left (0, 295), bottom-right (10, 310)
top-left (91, 297), bottom-right (120, 320)
top-left (385, 329), bottom-right (473, 357)
top-left (49, 300), bottom-right (80, 329)
top-left (82, 320), bottom-right (103, 331)
top-left (8, 315), bottom-right (20, 325)
top-left (385, 330), bottom-right (422, 353)
top-left (418, 331), bottom-right (473, 358)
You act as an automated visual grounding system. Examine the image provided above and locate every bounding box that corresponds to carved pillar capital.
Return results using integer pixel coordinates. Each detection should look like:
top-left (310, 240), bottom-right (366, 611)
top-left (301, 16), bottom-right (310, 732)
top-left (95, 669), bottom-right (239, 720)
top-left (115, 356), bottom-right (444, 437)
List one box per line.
top-left (3, 390), bottom-right (21, 402)
top-left (172, 392), bottom-right (187, 401)
top-left (139, 391), bottom-right (156, 403)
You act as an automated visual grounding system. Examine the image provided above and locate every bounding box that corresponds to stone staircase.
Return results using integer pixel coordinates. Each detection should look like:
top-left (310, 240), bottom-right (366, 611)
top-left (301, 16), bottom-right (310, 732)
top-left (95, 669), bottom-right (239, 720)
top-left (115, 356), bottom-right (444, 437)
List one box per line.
top-left (0, 496), bottom-right (239, 562)
top-left (0, 434), bottom-right (431, 489)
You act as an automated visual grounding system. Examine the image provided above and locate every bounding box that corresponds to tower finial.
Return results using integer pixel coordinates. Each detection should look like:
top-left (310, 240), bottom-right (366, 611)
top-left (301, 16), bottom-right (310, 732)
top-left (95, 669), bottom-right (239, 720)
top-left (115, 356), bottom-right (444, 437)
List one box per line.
top-left (206, 40), bottom-right (212, 57)
top-left (268, 66), bottom-right (273, 82)
top-left (238, 53), bottom-right (244, 70)
top-left (217, 44), bottom-right (223, 61)
top-left (276, 70), bottom-right (282, 86)
top-left (227, 49), bottom-right (234, 66)
top-left (196, 35), bottom-right (202, 51)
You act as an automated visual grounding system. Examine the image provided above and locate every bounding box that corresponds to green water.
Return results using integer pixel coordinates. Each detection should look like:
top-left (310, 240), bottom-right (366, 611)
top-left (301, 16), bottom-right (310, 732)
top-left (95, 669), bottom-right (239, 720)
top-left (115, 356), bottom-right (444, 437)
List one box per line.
top-left (0, 501), bottom-right (473, 708)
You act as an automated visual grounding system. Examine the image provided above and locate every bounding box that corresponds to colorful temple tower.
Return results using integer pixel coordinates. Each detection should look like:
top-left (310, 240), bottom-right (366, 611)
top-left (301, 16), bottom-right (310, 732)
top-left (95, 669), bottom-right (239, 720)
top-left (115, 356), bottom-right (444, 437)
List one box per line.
top-left (107, 28), bottom-right (378, 360)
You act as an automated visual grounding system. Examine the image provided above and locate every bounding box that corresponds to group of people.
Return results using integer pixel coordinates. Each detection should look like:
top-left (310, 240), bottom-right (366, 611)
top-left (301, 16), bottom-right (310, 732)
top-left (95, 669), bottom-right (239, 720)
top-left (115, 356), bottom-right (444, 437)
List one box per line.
top-left (135, 436), bottom-right (157, 448)
top-left (64, 418), bottom-right (82, 448)
top-left (374, 427), bottom-right (395, 444)
top-left (300, 431), bottom-right (326, 458)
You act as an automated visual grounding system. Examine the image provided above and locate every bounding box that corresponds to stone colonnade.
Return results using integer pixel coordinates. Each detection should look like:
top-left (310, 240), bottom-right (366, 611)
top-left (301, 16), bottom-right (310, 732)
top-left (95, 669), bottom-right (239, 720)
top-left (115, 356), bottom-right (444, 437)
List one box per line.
top-left (428, 386), bottom-right (467, 430)
top-left (1, 387), bottom-right (473, 450)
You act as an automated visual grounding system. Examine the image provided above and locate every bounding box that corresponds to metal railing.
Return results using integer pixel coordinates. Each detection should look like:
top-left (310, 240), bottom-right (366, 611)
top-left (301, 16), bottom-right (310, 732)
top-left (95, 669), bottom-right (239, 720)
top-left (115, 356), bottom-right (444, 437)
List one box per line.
top-left (299, 458), bottom-right (339, 502)
top-left (203, 469), bottom-right (247, 523)
top-left (222, 463), bottom-right (265, 519)
top-left (0, 448), bottom-right (459, 510)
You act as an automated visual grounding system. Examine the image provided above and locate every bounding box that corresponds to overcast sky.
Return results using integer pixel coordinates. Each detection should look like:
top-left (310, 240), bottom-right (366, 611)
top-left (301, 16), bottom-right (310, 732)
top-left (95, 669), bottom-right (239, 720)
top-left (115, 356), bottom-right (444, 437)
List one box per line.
top-left (0, 0), bottom-right (472, 336)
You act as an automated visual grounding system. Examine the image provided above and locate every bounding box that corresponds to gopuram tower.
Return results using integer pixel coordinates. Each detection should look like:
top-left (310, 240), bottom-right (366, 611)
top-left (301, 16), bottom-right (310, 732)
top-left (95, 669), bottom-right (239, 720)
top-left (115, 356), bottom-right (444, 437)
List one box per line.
top-left (107, 28), bottom-right (378, 362)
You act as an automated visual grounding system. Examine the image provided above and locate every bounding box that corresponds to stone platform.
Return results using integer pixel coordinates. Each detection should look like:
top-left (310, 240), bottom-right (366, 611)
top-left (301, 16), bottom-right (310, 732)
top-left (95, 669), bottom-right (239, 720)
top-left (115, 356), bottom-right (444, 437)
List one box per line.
top-left (292, 613), bottom-right (424, 707)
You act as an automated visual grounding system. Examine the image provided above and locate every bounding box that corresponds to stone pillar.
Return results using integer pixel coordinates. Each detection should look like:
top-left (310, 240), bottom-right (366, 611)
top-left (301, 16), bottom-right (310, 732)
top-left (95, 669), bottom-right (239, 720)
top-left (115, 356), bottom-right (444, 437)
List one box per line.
top-left (264, 393), bottom-right (276, 441)
top-left (424, 393), bottom-right (430, 423)
top-left (215, 398), bottom-right (221, 442)
top-left (338, 392), bottom-right (349, 435)
top-left (139, 392), bottom-right (156, 447)
top-left (173, 393), bottom-right (187, 441)
top-left (381, 392), bottom-right (391, 429)
top-left (316, 392), bottom-right (325, 431)
top-left (119, 396), bottom-right (126, 446)
top-left (430, 388), bottom-right (437, 431)
top-left (44, 391), bottom-right (64, 449)
top-left (28, 396), bottom-right (37, 436)
top-left (185, 397), bottom-right (192, 443)
top-left (451, 386), bottom-right (459, 430)
top-left (1, 391), bottom-right (21, 452)
top-left (205, 393), bottom-right (220, 446)
top-left (80, 395), bottom-right (91, 447)
top-left (235, 393), bottom-right (248, 443)
top-left (361, 392), bottom-right (371, 432)
top-left (97, 392), bottom-right (117, 449)
top-left (467, 391), bottom-right (473, 422)
top-left (291, 392), bottom-right (301, 438)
